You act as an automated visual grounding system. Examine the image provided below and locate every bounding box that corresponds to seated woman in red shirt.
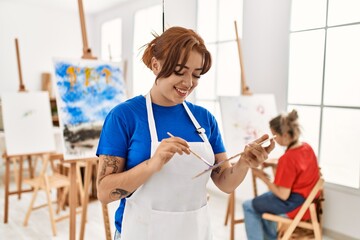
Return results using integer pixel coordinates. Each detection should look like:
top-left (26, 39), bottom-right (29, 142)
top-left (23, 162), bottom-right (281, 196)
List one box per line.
top-left (242, 109), bottom-right (320, 240)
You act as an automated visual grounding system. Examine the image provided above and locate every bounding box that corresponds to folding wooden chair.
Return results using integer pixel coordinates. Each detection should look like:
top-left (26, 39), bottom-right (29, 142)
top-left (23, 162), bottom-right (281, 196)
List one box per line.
top-left (262, 178), bottom-right (325, 240)
top-left (23, 153), bottom-right (83, 236)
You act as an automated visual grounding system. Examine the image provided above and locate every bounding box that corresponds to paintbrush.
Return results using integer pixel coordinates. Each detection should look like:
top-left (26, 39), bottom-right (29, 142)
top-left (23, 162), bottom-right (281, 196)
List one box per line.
top-left (167, 132), bottom-right (213, 167)
top-left (192, 135), bottom-right (277, 179)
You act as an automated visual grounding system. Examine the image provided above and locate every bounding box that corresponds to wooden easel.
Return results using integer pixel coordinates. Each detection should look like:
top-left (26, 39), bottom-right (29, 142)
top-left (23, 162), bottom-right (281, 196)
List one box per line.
top-left (15, 38), bottom-right (33, 200)
top-left (234, 21), bottom-right (251, 96)
top-left (223, 21), bottom-right (253, 240)
top-left (78, 0), bottom-right (96, 60)
top-left (15, 38), bottom-right (27, 92)
top-left (3, 39), bottom-right (36, 223)
top-left (3, 151), bottom-right (35, 223)
top-left (66, 1), bottom-right (111, 240)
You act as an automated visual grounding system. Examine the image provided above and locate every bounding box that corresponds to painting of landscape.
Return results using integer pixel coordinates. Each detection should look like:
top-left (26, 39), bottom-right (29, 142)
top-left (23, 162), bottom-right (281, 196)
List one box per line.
top-left (53, 58), bottom-right (126, 160)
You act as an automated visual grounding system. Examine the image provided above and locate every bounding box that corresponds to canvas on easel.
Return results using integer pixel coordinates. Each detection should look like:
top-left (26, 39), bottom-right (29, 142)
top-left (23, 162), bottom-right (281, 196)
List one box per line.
top-left (219, 94), bottom-right (284, 197)
top-left (1, 91), bottom-right (56, 155)
top-left (219, 94), bottom-right (282, 158)
top-left (53, 58), bottom-right (126, 161)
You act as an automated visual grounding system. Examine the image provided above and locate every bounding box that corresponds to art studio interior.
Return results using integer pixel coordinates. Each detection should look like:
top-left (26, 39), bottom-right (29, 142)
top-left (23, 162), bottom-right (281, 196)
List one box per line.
top-left (0, 0), bottom-right (359, 239)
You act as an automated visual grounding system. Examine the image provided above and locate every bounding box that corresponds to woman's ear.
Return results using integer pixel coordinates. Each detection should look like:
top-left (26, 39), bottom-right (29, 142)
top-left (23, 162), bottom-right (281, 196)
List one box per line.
top-left (282, 132), bottom-right (293, 145)
top-left (151, 57), bottom-right (161, 75)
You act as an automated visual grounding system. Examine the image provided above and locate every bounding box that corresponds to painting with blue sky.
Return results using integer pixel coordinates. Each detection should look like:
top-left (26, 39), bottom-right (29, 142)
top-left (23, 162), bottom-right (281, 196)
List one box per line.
top-left (53, 58), bottom-right (126, 160)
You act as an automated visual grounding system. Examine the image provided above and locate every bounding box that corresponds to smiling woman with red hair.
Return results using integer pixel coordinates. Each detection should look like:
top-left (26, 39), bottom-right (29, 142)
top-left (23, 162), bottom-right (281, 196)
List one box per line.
top-left (96, 26), bottom-right (275, 240)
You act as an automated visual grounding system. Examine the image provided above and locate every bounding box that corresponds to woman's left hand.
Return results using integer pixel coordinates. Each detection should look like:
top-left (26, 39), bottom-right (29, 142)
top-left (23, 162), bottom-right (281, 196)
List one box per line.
top-left (240, 134), bottom-right (275, 168)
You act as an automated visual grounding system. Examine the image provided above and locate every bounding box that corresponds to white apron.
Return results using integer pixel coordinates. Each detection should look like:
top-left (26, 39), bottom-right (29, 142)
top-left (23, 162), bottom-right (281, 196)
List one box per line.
top-left (120, 94), bottom-right (215, 240)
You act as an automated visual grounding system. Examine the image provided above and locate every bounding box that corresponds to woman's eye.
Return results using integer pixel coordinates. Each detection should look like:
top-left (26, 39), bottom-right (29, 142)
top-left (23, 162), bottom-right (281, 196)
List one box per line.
top-left (174, 71), bottom-right (184, 76)
top-left (174, 71), bottom-right (201, 79)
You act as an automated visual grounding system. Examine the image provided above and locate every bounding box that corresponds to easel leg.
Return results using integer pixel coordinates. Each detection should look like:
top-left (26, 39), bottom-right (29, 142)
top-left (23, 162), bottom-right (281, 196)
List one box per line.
top-left (102, 203), bottom-right (112, 240)
top-left (79, 160), bottom-right (93, 240)
top-left (224, 192), bottom-right (232, 226)
top-left (4, 156), bottom-right (10, 223)
top-left (224, 192), bottom-right (236, 240)
top-left (230, 192), bottom-right (235, 240)
top-left (69, 162), bottom-right (77, 240)
top-left (224, 191), bottom-right (244, 240)
top-left (28, 155), bottom-right (34, 178)
top-left (18, 157), bottom-right (24, 199)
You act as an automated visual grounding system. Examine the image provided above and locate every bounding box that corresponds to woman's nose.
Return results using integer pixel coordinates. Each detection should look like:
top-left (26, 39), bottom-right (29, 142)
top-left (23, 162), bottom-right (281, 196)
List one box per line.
top-left (182, 73), bottom-right (193, 88)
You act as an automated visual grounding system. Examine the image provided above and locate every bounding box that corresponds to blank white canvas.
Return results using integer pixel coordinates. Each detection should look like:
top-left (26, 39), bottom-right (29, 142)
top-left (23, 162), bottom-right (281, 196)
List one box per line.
top-left (1, 92), bottom-right (55, 156)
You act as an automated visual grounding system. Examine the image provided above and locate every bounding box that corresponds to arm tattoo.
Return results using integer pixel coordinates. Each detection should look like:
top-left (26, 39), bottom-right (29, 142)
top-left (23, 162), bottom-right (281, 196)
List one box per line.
top-left (98, 155), bottom-right (122, 185)
top-left (213, 166), bottom-right (222, 174)
top-left (110, 188), bottom-right (130, 200)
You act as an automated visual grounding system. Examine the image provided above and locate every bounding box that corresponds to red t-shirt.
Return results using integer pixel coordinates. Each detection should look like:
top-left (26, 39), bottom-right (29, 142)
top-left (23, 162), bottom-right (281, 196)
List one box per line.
top-left (274, 142), bottom-right (320, 220)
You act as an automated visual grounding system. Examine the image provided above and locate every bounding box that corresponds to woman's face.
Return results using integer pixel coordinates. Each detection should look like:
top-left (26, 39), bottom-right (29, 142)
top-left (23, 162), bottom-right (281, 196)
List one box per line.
top-left (150, 50), bottom-right (203, 106)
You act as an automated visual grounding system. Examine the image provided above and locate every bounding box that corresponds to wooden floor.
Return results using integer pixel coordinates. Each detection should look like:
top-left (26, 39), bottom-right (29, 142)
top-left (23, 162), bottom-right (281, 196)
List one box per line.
top-left (0, 169), bottom-right (334, 240)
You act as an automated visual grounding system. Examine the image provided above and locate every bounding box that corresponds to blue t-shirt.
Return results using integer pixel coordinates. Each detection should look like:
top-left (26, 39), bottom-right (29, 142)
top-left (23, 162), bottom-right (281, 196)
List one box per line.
top-left (96, 95), bottom-right (226, 232)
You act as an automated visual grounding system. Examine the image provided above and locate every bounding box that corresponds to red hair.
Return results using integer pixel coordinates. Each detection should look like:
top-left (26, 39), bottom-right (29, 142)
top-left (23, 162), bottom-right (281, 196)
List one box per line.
top-left (142, 26), bottom-right (212, 80)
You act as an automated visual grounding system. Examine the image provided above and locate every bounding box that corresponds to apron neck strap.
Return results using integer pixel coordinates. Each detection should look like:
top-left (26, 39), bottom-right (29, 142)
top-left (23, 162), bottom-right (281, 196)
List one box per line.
top-left (146, 93), bottom-right (158, 143)
top-left (146, 92), bottom-right (209, 144)
top-left (182, 102), bottom-right (209, 143)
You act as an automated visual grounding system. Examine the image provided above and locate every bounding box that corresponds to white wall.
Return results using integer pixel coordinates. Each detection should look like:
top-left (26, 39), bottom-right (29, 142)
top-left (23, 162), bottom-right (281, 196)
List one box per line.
top-left (242, 0), bottom-right (290, 112)
top-left (0, 1), bottom-right (94, 94)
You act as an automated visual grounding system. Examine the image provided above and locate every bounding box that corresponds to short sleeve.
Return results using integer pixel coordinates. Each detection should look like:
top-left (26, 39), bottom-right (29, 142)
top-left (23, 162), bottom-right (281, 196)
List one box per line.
top-left (274, 155), bottom-right (297, 188)
top-left (96, 108), bottom-right (129, 158)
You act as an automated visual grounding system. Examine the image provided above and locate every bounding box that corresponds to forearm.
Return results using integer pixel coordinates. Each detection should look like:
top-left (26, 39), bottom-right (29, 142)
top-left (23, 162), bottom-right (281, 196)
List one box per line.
top-left (212, 160), bottom-right (250, 193)
top-left (97, 159), bottom-right (156, 204)
top-left (262, 180), bottom-right (290, 201)
top-left (212, 134), bottom-right (275, 193)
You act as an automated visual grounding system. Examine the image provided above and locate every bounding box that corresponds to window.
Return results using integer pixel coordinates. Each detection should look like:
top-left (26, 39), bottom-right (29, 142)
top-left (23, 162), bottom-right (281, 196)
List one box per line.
top-left (288, 0), bottom-right (360, 189)
top-left (196, 0), bottom-right (244, 128)
top-left (132, 5), bottom-right (162, 96)
top-left (101, 18), bottom-right (122, 62)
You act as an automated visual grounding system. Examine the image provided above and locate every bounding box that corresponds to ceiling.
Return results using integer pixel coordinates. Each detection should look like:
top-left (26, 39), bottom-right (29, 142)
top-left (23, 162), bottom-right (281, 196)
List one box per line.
top-left (1, 0), bottom-right (130, 14)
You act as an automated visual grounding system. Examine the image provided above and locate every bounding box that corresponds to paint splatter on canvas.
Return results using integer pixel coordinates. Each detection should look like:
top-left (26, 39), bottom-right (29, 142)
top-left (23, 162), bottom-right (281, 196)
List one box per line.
top-left (220, 94), bottom-right (283, 158)
top-left (53, 59), bottom-right (126, 160)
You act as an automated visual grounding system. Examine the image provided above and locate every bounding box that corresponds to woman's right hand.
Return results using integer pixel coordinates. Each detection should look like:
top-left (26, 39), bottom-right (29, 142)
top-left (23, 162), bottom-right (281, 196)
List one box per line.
top-left (149, 136), bottom-right (191, 172)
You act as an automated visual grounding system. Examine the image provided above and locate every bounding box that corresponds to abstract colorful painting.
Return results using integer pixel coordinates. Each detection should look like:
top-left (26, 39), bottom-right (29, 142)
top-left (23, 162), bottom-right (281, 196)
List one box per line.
top-left (1, 92), bottom-right (56, 156)
top-left (220, 94), bottom-right (283, 158)
top-left (53, 58), bottom-right (126, 160)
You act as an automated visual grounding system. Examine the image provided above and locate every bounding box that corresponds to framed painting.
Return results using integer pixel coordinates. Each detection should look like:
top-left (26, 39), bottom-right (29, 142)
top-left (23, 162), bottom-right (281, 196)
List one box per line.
top-left (53, 58), bottom-right (126, 160)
